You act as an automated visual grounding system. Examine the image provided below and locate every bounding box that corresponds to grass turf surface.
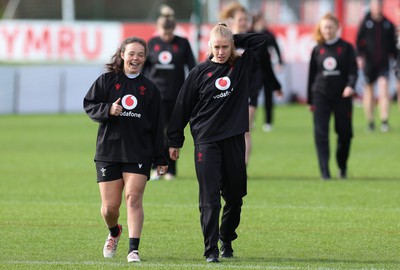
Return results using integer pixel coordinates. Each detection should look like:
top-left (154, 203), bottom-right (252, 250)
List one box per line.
top-left (0, 104), bottom-right (399, 269)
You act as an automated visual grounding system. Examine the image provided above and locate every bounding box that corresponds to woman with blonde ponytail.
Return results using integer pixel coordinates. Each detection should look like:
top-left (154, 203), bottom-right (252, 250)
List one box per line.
top-left (168, 22), bottom-right (270, 263)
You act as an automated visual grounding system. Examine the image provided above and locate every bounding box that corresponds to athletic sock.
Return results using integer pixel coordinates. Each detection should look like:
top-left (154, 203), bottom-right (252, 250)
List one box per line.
top-left (109, 224), bottom-right (120, 237)
top-left (129, 238), bottom-right (140, 252)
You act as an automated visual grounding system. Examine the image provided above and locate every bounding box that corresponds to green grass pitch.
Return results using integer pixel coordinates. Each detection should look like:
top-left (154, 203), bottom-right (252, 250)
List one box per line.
top-left (0, 104), bottom-right (399, 269)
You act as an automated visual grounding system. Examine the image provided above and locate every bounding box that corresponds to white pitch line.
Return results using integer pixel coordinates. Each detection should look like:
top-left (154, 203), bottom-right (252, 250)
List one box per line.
top-left (0, 260), bottom-right (299, 269)
top-left (1, 260), bottom-right (388, 270)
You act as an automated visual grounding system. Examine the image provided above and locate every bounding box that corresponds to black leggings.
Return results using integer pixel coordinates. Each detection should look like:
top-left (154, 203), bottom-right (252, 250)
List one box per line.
top-left (194, 134), bottom-right (247, 256)
top-left (313, 96), bottom-right (353, 177)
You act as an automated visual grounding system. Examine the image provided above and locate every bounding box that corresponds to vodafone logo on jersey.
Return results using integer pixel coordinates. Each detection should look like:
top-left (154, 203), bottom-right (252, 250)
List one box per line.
top-left (323, 57), bottom-right (337, 71)
top-left (322, 57), bottom-right (340, 76)
top-left (122, 94), bottom-right (138, 110)
top-left (158, 51), bottom-right (172, 65)
top-left (215, 77), bottom-right (231, 91)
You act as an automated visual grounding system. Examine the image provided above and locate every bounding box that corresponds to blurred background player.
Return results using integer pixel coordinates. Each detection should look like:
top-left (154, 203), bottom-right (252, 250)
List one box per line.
top-left (250, 11), bottom-right (284, 133)
top-left (220, 2), bottom-right (281, 165)
top-left (394, 4), bottom-right (400, 110)
top-left (307, 13), bottom-right (357, 180)
top-left (143, 5), bottom-right (196, 180)
top-left (356, 0), bottom-right (397, 132)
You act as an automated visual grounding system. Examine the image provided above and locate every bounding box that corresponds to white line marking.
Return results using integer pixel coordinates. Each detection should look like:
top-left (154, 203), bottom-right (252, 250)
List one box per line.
top-left (2, 260), bottom-right (301, 269)
top-left (2, 260), bottom-right (389, 270)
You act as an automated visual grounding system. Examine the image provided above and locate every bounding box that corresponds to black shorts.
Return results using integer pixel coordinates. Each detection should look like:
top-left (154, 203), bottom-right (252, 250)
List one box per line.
top-left (95, 161), bottom-right (151, 182)
top-left (364, 65), bottom-right (389, 84)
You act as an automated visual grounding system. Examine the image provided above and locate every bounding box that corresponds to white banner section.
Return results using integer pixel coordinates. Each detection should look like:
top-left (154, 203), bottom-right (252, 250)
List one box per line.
top-left (0, 21), bottom-right (122, 63)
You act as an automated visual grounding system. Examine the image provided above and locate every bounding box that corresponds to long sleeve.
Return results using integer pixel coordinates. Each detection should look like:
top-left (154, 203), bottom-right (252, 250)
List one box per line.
top-left (388, 22), bottom-right (398, 59)
top-left (151, 88), bottom-right (169, 166)
top-left (346, 44), bottom-right (358, 89)
top-left (184, 38), bottom-right (197, 71)
top-left (307, 48), bottom-right (317, 105)
top-left (261, 49), bottom-right (281, 91)
top-left (356, 18), bottom-right (367, 57)
top-left (83, 74), bottom-right (111, 123)
top-left (267, 30), bottom-right (284, 65)
top-left (233, 33), bottom-right (269, 61)
top-left (167, 68), bottom-right (199, 148)
top-left (234, 33), bottom-right (281, 90)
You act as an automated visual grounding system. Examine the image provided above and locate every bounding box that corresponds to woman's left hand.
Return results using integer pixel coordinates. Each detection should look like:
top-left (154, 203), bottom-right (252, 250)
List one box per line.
top-left (342, 86), bottom-right (354, 98)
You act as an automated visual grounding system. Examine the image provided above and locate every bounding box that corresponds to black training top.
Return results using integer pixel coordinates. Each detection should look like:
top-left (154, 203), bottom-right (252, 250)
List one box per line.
top-left (356, 12), bottom-right (397, 68)
top-left (307, 38), bottom-right (358, 105)
top-left (246, 30), bottom-right (281, 98)
top-left (83, 71), bottom-right (168, 166)
top-left (168, 33), bottom-right (269, 147)
top-left (143, 35), bottom-right (196, 101)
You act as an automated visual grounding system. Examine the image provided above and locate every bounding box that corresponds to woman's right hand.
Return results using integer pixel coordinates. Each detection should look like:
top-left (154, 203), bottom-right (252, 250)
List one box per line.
top-left (169, 147), bottom-right (180, 161)
top-left (109, 98), bottom-right (122, 116)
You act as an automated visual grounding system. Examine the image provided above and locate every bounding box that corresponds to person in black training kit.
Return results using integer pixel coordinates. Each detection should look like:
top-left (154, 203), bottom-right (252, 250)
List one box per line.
top-left (143, 5), bottom-right (196, 180)
top-left (307, 13), bottom-right (358, 180)
top-left (168, 23), bottom-right (270, 262)
top-left (356, 0), bottom-right (397, 132)
top-left (83, 36), bottom-right (168, 263)
top-left (219, 2), bottom-right (281, 165)
top-left (250, 11), bottom-right (284, 132)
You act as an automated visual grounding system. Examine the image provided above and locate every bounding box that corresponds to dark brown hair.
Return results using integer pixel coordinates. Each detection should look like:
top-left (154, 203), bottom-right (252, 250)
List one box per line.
top-left (105, 37), bottom-right (147, 73)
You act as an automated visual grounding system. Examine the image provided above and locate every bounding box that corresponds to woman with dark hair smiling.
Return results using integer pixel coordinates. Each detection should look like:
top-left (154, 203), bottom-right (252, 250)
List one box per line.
top-left (84, 36), bottom-right (168, 263)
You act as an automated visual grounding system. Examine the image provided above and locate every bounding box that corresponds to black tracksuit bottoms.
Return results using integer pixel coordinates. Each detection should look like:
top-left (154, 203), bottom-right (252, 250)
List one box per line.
top-left (263, 82), bottom-right (274, 125)
top-left (194, 134), bottom-right (247, 257)
top-left (313, 96), bottom-right (353, 177)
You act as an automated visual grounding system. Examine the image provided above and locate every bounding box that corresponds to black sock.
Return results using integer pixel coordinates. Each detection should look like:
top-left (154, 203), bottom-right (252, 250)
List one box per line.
top-left (129, 238), bottom-right (140, 252)
top-left (109, 224), bottom-right (120, 237)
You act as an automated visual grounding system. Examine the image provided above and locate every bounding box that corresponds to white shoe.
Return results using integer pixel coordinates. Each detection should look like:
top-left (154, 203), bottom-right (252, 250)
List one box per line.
top-left (164, 173), bottom-right (175, 181)
top-left (262, 124), bottom-right (272, 132)
top-left (380, 123), bottom-right (389, 133)
top-left (149, 170), bottom-right (160, 181)
top-left (103, 224), bottom-right (122, 258)
top-left (127, 250), bottom-right (141, 262)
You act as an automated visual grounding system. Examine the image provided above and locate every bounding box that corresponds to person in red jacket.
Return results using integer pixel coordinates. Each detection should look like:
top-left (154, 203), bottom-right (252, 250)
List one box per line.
top-left (168, 23), bottom-right (269, 263)
top-left (307, 13), bottom-right (358, 180)
top-left (83, 36), bottom-right (168, 263)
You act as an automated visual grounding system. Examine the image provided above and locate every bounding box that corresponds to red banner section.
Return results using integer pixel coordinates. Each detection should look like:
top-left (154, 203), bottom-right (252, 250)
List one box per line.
top-left (0, 21), bottom-right (361, 64)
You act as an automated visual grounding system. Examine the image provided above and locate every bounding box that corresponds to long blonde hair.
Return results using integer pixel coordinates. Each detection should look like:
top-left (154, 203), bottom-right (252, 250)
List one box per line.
top-left (208, 23), bottom-right (240, 65)
top-left (314, 13), bottom-right (339, 45)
